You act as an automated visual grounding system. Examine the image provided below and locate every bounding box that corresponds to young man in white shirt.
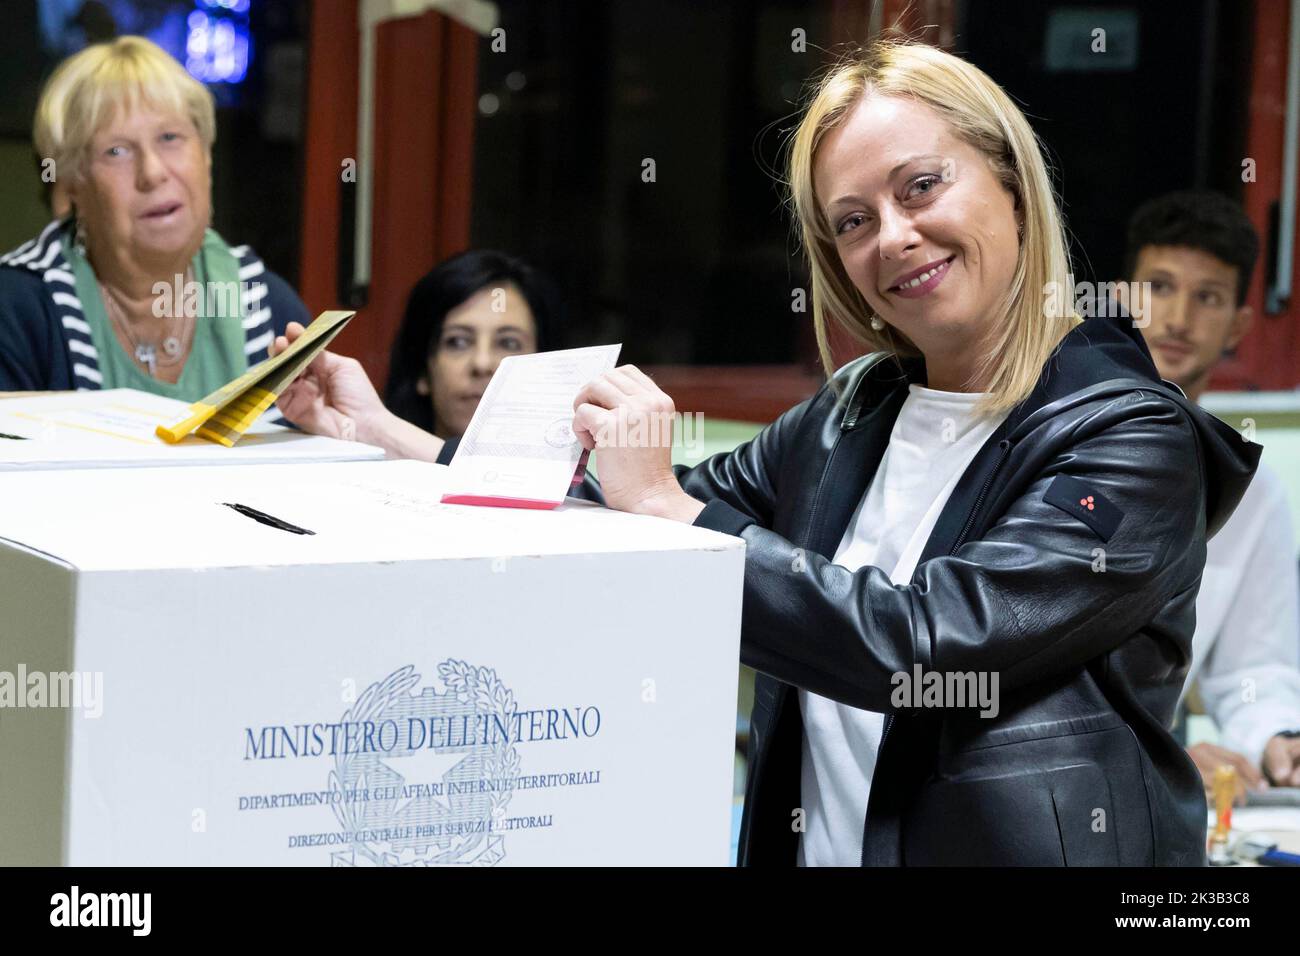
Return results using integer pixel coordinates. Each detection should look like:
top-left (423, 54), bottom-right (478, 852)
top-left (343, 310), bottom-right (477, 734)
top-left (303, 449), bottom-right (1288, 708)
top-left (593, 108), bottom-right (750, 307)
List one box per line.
top-left (1126, 191), bottom-right (1300, 801)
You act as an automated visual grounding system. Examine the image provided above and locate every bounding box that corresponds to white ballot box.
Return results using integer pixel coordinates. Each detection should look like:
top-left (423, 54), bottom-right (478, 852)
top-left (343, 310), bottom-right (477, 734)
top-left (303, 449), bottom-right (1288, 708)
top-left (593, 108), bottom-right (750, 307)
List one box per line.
top-left (0, 459), bottom-right (744, 865)
top-left (0, 388), bottom-right (385, 470)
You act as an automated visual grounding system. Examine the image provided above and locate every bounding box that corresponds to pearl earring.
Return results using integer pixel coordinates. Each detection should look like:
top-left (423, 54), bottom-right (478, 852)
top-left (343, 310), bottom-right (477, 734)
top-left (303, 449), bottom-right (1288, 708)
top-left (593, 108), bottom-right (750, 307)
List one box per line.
top-left (870, 316), bottom-right (885, 331)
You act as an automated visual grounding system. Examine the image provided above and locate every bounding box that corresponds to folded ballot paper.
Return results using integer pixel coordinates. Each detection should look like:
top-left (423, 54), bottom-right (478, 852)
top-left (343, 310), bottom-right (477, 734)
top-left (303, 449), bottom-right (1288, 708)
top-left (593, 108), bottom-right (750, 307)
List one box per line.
top-left (441, 344), bottom-right (621, 509)
top-left (0, 388), bottom-right (383, 470)
top-left (156, 310), bottom-right (354, 447)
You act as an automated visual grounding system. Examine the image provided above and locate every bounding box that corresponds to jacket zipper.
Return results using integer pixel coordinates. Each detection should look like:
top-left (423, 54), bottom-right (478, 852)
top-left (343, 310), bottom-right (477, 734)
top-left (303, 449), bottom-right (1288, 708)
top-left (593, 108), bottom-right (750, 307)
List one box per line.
top-left (863, 437), bottom-right (1011, 866)
top-left (949, 439), bottom-right (1012, 554)
top-left (804, 437), bottom-right (844, 554)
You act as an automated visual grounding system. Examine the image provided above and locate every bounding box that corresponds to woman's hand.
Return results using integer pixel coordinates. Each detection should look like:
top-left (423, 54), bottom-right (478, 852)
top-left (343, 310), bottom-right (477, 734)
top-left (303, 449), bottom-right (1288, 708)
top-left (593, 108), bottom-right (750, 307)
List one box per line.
top-left (270, 322), bottom-right (387, 443)
top-left (572, 365), bottom-right (704, 523)
top-left (270, 323), bottom-right (446, 462)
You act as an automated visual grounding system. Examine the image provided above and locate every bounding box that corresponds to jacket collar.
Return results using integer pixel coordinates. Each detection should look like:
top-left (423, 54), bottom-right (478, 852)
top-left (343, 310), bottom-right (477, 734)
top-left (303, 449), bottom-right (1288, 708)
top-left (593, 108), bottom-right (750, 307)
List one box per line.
top-left (822, 308), bottom-right (1259, 563)
top-left (841, 307), bottom-right (1170, 435)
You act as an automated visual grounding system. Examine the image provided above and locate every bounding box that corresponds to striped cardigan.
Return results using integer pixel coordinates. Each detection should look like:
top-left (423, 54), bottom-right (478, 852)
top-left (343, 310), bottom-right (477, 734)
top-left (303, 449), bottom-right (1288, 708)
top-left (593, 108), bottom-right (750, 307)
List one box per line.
top-left (0, 218), bottom-right (307, 406)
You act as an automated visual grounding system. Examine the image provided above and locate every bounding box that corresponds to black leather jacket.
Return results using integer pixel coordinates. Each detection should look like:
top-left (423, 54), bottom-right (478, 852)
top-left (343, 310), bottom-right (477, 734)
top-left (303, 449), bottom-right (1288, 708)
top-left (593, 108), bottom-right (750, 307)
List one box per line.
top-left (687, 311), bottom-right (1260, 866)
top-left (439, 311), bottom-right (1261, 865)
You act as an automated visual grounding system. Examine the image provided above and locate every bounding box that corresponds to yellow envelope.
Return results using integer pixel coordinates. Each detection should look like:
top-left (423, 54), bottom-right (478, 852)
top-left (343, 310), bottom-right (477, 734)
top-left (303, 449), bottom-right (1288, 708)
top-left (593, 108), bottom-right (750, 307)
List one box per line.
top-left (156, 310), bottom-right (355, 447)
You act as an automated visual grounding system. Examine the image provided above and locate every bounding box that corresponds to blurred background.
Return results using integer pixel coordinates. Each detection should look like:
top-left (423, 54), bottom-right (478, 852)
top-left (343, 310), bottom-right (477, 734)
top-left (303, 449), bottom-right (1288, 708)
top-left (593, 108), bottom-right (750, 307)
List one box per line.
top-left (3, 0), bottom-right (1299, 859)
top-left (2, 0), bottom-right (1296, 399)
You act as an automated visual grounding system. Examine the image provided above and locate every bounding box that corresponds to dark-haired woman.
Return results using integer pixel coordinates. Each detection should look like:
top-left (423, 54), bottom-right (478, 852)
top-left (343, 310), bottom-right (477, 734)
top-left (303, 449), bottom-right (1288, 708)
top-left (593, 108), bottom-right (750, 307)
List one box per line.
top-left (385, 250), bottom-right (560, 438)
top-left (271, 251), bottom-right (560, 458)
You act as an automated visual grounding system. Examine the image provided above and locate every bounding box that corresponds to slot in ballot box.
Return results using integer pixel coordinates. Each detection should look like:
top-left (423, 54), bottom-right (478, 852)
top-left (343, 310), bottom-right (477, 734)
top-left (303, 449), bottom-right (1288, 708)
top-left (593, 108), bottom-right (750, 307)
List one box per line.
top-left (0, 459), bottom-right (744, 865)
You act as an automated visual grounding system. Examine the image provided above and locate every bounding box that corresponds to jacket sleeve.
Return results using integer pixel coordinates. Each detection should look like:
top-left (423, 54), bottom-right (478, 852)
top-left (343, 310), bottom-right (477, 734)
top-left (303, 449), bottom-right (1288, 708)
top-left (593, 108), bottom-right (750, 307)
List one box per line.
top-left (672, 392), bottom-right (816, 531)
top-left (694, 391), bottom-right (1207, 711)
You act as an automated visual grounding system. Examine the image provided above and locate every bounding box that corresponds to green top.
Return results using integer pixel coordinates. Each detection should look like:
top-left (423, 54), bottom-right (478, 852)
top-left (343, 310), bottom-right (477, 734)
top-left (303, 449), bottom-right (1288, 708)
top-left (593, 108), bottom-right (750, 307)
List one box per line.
top-left (65, 228), bottom-right (249, 402)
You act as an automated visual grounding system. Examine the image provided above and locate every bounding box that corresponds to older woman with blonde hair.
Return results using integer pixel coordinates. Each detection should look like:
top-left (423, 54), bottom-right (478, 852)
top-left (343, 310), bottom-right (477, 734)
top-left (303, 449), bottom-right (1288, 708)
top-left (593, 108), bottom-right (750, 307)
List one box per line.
top-left (0, 36), bottom-right (307, 397)
top-left (270, 41), bottom-right (1261, 866)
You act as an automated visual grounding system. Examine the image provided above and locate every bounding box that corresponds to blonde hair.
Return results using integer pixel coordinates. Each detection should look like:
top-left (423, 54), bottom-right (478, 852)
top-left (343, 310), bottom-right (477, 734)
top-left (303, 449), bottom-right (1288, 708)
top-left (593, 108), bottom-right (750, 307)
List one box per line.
top-left (34, 36), bottom-right (216, 184)
top-left (788, 41), bottom-right (1081, 415)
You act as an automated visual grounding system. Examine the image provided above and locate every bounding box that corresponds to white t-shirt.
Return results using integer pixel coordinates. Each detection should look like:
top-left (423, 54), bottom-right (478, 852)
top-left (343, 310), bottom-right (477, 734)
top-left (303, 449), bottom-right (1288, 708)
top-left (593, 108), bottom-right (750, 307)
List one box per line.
top-left (798, 384), bottom-right (1010, 867)
top-left (1182, 459), bottom-right (1300, 764)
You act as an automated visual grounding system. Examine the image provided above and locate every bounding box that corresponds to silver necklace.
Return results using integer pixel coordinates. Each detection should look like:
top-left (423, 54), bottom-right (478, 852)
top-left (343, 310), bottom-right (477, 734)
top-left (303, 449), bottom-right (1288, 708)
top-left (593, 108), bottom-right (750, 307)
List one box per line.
top-left (100, 271), bottom-right (195, 377)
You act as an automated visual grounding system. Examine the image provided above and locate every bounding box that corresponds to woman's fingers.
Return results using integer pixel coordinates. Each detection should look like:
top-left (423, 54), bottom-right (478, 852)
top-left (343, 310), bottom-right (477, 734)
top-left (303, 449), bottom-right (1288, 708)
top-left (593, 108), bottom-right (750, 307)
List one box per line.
top-left (618, 364), bottom-right (662, 395)
top-left (270, 322), bottom-right (308, 358)
top-left (571, 365), bottom-right (680, 456)
top-left (305, 348), bottom-right (337, 380)
top-left (574, 366), bottom-right (670, 412)
top-left (573, 402), bottom-right (615, 451)
top-left (275, 380), bottom-right (308, 422)
top-left (574, 375), bottom-right (632, 414)
top-left (603, 367), bottom-right (645, 398)
top-left (613, 365), bottom-right (675, 417)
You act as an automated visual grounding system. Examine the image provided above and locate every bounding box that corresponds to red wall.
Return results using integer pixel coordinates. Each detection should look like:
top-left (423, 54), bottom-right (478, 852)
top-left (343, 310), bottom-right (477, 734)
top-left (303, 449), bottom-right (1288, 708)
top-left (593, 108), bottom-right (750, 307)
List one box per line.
top-left (1212, 0), bottom-right (1300, 391)
top-left (298, 0), bottom-right (479, 390)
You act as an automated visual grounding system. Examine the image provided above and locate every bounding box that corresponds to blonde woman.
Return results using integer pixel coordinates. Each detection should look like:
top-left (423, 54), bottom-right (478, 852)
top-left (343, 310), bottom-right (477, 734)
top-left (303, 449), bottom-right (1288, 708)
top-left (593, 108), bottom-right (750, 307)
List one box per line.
top-left (272, 43), bottom-right (1261, 866)
top-left (0, 36), bottom-right (307, 397)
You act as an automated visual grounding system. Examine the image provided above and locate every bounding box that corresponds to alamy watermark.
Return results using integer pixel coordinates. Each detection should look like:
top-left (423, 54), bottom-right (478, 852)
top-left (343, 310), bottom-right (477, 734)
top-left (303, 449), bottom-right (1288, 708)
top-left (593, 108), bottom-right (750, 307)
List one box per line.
top-left (593, 410), bottom-right (706, 459)
top-left (0, 665), bottom-right (102, 718)
top-left (50, 886), bottom-right (150, 936)
top-left (151, 273), bottom-right (259, 319)
top-left (891, 664), bottom-right (1000, 718)
top-left (1043, 275), bottom-right (1154, 326)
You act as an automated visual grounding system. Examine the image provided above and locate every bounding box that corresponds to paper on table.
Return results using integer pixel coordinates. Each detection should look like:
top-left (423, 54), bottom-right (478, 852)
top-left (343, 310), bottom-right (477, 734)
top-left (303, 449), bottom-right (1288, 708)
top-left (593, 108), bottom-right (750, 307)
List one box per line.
top-left (0, 388), bottom-right (384, 470)
top-left (441, 344), bottom-right (621, 509)
top-left (5, 397), bottom-right (175, 446)
top-left (155, 309), bottom-right (354, 446)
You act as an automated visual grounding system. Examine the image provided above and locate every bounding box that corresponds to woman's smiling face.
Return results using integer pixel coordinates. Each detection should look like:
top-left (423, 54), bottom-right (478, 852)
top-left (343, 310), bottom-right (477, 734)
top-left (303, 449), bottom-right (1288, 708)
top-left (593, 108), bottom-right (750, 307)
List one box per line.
top-left (815, 93), bottom-right (1022, 386)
